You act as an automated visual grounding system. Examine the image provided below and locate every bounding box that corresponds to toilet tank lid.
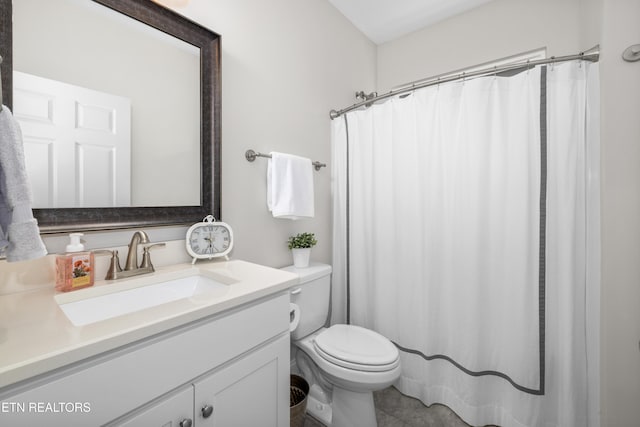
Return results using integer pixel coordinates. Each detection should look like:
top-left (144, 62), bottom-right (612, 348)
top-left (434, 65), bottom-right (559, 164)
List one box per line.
top-left (281, 263), bottom-right (332, 283)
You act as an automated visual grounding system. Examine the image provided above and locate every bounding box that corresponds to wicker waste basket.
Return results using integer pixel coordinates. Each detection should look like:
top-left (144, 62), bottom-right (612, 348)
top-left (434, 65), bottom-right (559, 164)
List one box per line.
top-left (290, 374), bottom-right (310, 427)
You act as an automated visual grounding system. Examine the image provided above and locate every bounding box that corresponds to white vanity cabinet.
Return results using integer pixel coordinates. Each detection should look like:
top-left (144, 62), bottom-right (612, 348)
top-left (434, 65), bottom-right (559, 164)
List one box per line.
top-left (0, 292), bottom-right (290, 427)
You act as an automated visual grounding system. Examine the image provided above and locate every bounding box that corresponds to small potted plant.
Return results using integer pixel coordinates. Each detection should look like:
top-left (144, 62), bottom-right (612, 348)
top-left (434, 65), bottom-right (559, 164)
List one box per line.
top-left (287, 232), bottom-right (317, 268)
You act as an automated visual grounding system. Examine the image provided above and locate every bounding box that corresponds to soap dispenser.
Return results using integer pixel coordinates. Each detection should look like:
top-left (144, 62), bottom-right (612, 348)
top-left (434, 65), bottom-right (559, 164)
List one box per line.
top-left (55, 233), bottom-right (95, 292)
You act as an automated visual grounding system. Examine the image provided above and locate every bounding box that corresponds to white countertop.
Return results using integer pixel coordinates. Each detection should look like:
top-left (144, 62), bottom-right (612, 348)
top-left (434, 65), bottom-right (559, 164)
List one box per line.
top-left (0, 259), bottom-right (298, 390)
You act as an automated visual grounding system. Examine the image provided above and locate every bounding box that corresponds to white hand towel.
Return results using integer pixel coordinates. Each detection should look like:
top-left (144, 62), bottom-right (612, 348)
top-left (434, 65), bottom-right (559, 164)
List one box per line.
top-left (267, 152), bottom-right (314, 220)
top-left (0, 105), bottom-right (47, 262)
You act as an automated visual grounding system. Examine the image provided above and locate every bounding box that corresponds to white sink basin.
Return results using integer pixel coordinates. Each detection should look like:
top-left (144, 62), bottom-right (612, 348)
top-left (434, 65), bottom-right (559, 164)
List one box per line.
top-left (57, 273), bottom-right (231, 326)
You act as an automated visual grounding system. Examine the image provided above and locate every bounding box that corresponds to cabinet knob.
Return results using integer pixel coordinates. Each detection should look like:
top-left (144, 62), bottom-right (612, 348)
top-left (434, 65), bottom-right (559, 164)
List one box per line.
top-left (201, 404), bottom-right (214, 418)
top-left (179, 418), bottom-right (193, 427)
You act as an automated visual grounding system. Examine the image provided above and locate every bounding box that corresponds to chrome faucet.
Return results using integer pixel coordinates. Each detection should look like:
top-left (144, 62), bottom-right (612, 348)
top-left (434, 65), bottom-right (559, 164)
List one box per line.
top-left (98, 230), bottom-right (165, 280)
top-left (124, 230), bottom-right (150, 271)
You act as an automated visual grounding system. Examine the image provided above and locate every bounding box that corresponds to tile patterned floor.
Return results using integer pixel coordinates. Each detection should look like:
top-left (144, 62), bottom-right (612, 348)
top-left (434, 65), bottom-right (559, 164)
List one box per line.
top-left (303, 386), bottom-right (495, 427)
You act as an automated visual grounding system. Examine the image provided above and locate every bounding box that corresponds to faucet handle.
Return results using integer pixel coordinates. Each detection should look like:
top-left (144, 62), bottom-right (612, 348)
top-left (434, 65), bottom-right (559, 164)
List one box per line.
top-left (140, 243), bottom-right (166, 271)
top-left (94, 249), bottom-right (122, 280)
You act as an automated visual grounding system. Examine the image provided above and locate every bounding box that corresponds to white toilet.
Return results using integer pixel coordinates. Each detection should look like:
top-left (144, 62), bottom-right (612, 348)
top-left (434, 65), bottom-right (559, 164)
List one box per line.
top-left (284, 263), bottom-right (401, 427)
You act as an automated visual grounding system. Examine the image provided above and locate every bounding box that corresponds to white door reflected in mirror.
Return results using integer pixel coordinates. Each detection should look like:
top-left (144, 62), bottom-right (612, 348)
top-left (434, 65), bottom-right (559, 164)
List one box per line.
top-left (14, 71), bottom-right (131, 208)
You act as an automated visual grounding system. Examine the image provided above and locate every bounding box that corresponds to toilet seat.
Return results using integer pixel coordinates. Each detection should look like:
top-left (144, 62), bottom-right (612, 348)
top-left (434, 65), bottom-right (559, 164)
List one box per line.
top-left (313, 324), bottom-right (399, 372)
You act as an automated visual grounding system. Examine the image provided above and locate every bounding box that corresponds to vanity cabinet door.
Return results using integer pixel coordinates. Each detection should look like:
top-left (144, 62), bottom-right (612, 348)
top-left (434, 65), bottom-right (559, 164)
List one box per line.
top-left (114, 386), bottom-right (194, 427)
top-left (194, 335), bottom-right (289, 427)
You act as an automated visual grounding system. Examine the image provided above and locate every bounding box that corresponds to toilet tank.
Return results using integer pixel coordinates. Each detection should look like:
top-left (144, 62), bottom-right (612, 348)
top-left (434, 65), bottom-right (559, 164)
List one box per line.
top-left (282, 263), bottom-right (332, 341)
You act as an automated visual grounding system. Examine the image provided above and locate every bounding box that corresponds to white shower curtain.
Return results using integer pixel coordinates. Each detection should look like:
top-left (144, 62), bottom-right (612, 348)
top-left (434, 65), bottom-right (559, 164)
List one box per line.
top-left (331, 61), bottom-right (600, 427)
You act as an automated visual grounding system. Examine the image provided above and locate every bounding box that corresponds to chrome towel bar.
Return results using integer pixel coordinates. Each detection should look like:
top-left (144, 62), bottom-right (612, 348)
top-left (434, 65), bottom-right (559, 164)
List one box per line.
top-left (245, 149), bottom-right (326, 171)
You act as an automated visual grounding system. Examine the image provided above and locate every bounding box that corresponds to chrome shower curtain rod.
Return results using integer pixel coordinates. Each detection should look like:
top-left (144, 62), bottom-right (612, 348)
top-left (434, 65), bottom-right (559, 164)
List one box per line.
top-left (329, 46), bottom-right (600, 120)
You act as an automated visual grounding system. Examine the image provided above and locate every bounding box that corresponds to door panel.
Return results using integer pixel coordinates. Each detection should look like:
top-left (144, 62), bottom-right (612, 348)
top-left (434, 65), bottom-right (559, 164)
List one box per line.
top-left (13, 70), bottom-right (131, 208)
top-left (194, 336), bottom-right (289, 427)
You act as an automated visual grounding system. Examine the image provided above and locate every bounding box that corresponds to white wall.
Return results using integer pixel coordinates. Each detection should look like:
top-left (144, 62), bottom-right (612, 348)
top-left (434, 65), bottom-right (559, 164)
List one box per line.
top-left (599, 0), bottom-right (640, 425)
top-left (173, 0), bottom-right (375, 267)
top-left (375, 0), bottom-right (640, 425)
top-left (376, 0), bottom-right (582, 91)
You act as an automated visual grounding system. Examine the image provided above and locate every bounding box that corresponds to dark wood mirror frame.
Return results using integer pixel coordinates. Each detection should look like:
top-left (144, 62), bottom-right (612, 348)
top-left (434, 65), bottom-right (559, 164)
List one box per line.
top-left (0, 0), bottom-right (221, 233)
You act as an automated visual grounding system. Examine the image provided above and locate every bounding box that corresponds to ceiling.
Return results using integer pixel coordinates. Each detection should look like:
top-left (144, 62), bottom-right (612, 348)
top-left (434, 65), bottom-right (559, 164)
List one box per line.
top-left (328, 0), bottom-right (494, 45)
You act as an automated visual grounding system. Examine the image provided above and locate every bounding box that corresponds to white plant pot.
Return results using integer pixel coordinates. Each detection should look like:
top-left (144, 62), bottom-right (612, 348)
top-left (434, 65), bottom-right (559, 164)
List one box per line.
top-left (292, 248), bottom-right (311, 268)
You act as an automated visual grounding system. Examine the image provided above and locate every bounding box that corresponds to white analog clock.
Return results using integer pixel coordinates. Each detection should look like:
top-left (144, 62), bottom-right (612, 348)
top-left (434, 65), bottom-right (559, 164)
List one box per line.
top-left (185, 215), bottom-right (234, 263)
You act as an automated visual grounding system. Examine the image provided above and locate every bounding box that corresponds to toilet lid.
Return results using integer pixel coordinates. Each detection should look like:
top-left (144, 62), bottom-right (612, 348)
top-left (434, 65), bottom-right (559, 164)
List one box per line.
top-left (313, 325), bottom-right (399, 372)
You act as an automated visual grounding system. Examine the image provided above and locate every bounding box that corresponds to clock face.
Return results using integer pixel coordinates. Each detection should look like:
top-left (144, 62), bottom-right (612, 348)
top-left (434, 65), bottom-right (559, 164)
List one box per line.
top-left (186, 222), bottom-right (233, 259)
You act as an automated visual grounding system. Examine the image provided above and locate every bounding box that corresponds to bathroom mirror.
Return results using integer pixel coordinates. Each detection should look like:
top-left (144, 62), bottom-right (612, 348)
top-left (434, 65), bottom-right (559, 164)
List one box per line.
top-left (0, 0), bottom-right (221, 233)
